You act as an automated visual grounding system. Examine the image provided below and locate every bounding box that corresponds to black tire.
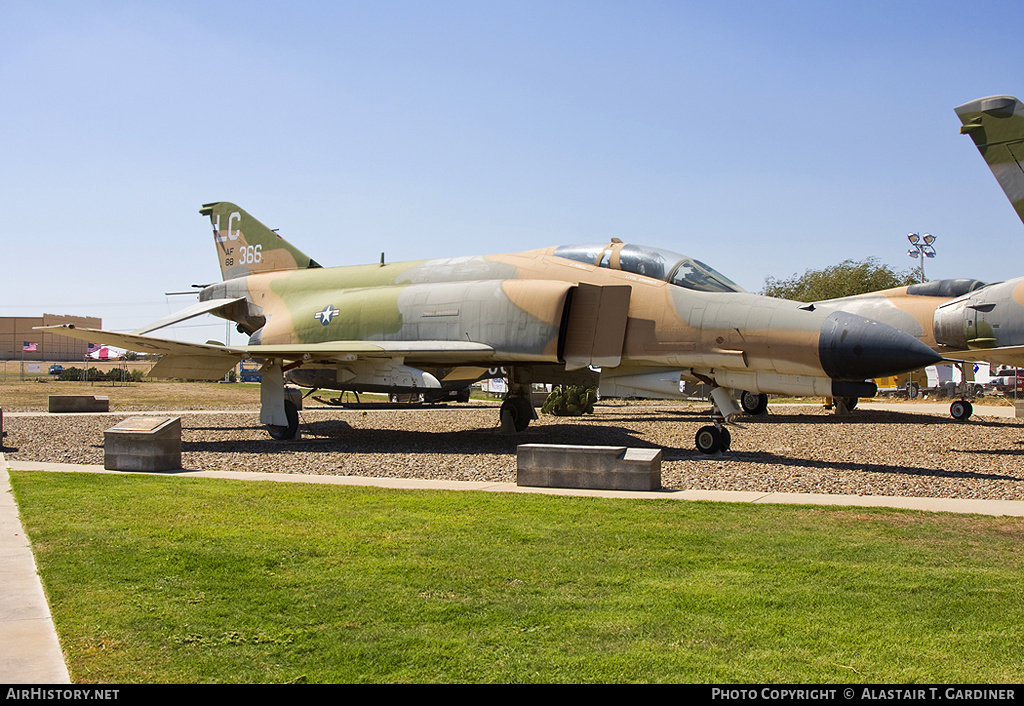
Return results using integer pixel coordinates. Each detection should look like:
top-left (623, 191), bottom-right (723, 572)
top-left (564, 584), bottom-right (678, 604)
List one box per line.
top-left (500, 397), bottom-right (533, 432)
top-left (719, 426), bottom-right (731, 452)
top-left (740, 391), bottom-right (769, 415)
top-left (695, 425), bottom-right (723, 454)
top-left (843, 397), bottom-right (858, 411)
top-left (950, 400), bottom-right (973, 421)
top-left (267, 400), bottom-right (299, 440)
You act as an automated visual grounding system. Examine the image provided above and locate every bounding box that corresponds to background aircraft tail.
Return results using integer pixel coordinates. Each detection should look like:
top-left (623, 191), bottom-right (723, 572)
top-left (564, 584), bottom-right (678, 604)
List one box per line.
top-left (200, 201), bottom-right (321, 280)
top-left (956, 95), bottom-right (1024, 226)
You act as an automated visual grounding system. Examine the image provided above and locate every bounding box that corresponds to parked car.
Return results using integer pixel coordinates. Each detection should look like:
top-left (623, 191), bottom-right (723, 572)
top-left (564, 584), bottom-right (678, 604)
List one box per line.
top-left (48, 364), bottom-right (64, 375)
top-left (987, 368), bottom-right (1024, 395)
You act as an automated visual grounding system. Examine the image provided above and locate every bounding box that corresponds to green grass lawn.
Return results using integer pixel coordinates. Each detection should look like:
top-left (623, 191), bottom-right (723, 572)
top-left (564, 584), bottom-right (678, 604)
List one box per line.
top-left (9, 471), bottom-right (1024, 683)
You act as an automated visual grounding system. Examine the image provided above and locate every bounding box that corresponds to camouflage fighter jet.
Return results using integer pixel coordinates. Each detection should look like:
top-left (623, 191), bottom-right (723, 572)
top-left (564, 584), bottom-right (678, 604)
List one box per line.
top-left (773, 95), bottom-right (1024, 421)
top-left (42, 202), bottom-right (941, 454)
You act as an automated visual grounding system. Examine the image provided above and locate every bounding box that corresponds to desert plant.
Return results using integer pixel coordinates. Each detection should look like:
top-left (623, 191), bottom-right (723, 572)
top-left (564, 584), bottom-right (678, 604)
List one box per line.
top-left (541, 385), bottom-right (597, 416)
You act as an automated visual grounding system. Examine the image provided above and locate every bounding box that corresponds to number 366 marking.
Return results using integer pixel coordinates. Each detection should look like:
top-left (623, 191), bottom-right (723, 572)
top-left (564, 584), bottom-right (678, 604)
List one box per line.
top-left (239, 244), bottom-right (262, 265)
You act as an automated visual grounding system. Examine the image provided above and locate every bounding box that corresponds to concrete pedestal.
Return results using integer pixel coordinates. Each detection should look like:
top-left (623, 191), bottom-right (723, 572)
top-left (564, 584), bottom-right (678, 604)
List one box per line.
top-left (104, 417), bottom-right (182, 472)
top-left (48, 395), bottom-right (109, 412)
top-left (516, 444), bottom-right (662, 491)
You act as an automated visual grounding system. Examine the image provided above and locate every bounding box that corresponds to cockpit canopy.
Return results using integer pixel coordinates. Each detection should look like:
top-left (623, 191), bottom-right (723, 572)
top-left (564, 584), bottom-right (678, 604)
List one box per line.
top-left (905, 278), bottom-right (987, 298)
top-left (553, 241), bottom-right (746, 293)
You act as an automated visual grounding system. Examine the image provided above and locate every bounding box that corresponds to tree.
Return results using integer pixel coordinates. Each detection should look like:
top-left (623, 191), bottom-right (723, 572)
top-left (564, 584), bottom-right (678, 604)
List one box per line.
top-left (761, 257), bottom-right (920, 302)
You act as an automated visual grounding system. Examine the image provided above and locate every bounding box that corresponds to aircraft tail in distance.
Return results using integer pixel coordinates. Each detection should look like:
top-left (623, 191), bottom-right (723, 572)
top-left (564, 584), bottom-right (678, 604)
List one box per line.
top-left (956, 95), bottom-right (1024, 226)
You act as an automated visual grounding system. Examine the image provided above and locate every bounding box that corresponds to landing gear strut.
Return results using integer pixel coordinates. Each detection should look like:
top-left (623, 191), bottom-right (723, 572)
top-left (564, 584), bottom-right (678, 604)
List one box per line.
top-left (949, 361), bottom-right (976, 421)
top-left (695, 386), bottom-right (743, 454)
top-left (260, 360), bottom-right (302, 440)
top-left (499, 372), bottom-right (537, 433)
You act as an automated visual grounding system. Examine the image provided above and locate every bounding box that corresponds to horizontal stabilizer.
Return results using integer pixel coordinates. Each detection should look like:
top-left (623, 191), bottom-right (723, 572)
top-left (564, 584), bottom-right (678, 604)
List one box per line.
top-left (132, 297), bottom-right (247, 335)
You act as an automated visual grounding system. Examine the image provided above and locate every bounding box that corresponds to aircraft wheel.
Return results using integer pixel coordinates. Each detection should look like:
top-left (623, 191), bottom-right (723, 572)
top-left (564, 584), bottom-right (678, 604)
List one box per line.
top-left (740, 391), bottom-right (769, 415)
top-left (267, 400), bottom-right (299, 440)
top-left (500, 397), bottom-right (533, 432)
top-left (843, 397), bottom-right (858, 411)
top-left (695, 425), bottom-right (724, 454)
top-left (719, 426), bottom-right (731, 452)
top-left (950, 399), bottom-right (973, 421)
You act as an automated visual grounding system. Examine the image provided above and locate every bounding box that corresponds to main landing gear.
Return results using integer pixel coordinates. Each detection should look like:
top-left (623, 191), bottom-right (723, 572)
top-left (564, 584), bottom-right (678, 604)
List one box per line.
top-left (267, 399), bottom-right (300, 440)
top-left (739, 391), bottom-right (769, 416)
top-left (261, 361), bottom-right (303, 440)
top-left (500, 382), bottom-right (536, 433)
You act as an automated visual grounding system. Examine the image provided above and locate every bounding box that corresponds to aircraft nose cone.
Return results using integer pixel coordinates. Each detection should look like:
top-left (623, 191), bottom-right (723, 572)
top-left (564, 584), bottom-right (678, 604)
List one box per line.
top-left (819, 311), bottom-right (943, 380)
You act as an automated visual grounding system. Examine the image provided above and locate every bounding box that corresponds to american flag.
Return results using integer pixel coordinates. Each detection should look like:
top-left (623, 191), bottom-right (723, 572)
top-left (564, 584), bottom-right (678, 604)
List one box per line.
top-left (22, 341), bottom-right (37, 352)
top-left (87, 343), bottom-right (98, 353)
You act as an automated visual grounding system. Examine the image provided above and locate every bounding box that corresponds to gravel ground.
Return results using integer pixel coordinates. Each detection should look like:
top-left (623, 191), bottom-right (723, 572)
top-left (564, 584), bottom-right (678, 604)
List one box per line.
top-left (5, 400), bottom-right (1024, 501)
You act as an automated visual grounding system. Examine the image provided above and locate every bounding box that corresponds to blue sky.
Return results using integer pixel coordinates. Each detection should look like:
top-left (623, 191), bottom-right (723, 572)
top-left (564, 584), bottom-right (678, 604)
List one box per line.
top-left (3, 0), bottom-right (1024, 343)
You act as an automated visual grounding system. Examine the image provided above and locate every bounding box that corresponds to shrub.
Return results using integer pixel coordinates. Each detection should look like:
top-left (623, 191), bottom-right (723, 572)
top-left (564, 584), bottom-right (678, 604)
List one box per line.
top-left (541, 385), bottom-right (597, 416)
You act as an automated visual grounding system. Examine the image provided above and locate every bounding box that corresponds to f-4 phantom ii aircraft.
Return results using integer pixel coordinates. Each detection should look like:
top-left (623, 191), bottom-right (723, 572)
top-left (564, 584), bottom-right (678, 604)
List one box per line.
top-left (42, 202), bottom-right (941, 453)
top-left (792, 95), bottom-right (1024, 421)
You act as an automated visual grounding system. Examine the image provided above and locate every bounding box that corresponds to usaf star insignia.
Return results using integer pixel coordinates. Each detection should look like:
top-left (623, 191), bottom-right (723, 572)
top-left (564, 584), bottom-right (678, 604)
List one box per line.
top-left (314, 305), bottom-right (340, 326)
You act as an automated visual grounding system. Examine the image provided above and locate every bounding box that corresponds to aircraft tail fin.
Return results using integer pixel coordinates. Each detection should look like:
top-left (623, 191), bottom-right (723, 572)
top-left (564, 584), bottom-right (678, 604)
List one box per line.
top-left (200, 202), bottom-right (322, 280)
top-left (956, 95), bottom-right (1024, 226)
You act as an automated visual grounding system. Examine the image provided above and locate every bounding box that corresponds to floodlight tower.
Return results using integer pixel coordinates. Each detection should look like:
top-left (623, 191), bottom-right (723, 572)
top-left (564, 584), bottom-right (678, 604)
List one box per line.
top-left (907, 232), bottom-right (936, 282)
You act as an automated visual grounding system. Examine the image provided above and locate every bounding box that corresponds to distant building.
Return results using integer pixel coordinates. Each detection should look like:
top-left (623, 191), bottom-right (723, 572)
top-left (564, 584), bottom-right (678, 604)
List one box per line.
top-left (0, 314), bottom-right (102, 361)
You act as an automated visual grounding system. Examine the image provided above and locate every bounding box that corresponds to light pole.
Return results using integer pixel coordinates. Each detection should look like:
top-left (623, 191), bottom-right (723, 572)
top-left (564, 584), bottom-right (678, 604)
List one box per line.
top-left (907, 232), bottom-right (936, 282)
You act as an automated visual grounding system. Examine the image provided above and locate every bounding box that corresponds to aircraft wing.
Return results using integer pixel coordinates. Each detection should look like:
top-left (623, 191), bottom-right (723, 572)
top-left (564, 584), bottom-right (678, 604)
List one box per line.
top-left (38, 325), bottom-right (496, 379)
top-left (245, 341), bottom-right (494, 360)
top-left (36, 325), bottom-right (246, 380)
top-left (943, 345), bottom-right (1024, 368)
top-left (35, 325), bottom-right (244, 358)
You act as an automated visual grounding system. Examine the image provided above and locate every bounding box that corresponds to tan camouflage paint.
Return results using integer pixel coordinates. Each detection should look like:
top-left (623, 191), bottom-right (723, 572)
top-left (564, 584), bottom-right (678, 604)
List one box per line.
top-left (201, 202), bottom-right (321, 280)
top-left (815, 287), bottom-right (937, 347)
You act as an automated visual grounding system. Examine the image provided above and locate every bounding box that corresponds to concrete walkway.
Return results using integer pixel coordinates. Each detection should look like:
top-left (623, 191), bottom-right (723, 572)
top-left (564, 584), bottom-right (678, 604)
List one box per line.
top-left (0, 458), bottom-right (70, 684)
top-left (4, 446), bottom-right (1024, 684)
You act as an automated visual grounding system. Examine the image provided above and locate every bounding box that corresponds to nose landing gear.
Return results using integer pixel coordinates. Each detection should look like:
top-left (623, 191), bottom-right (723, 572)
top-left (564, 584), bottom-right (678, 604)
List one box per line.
top-left (695, 423), bottom-right (731, 454)
top-left (695, 386), bottom-right (743, 454)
